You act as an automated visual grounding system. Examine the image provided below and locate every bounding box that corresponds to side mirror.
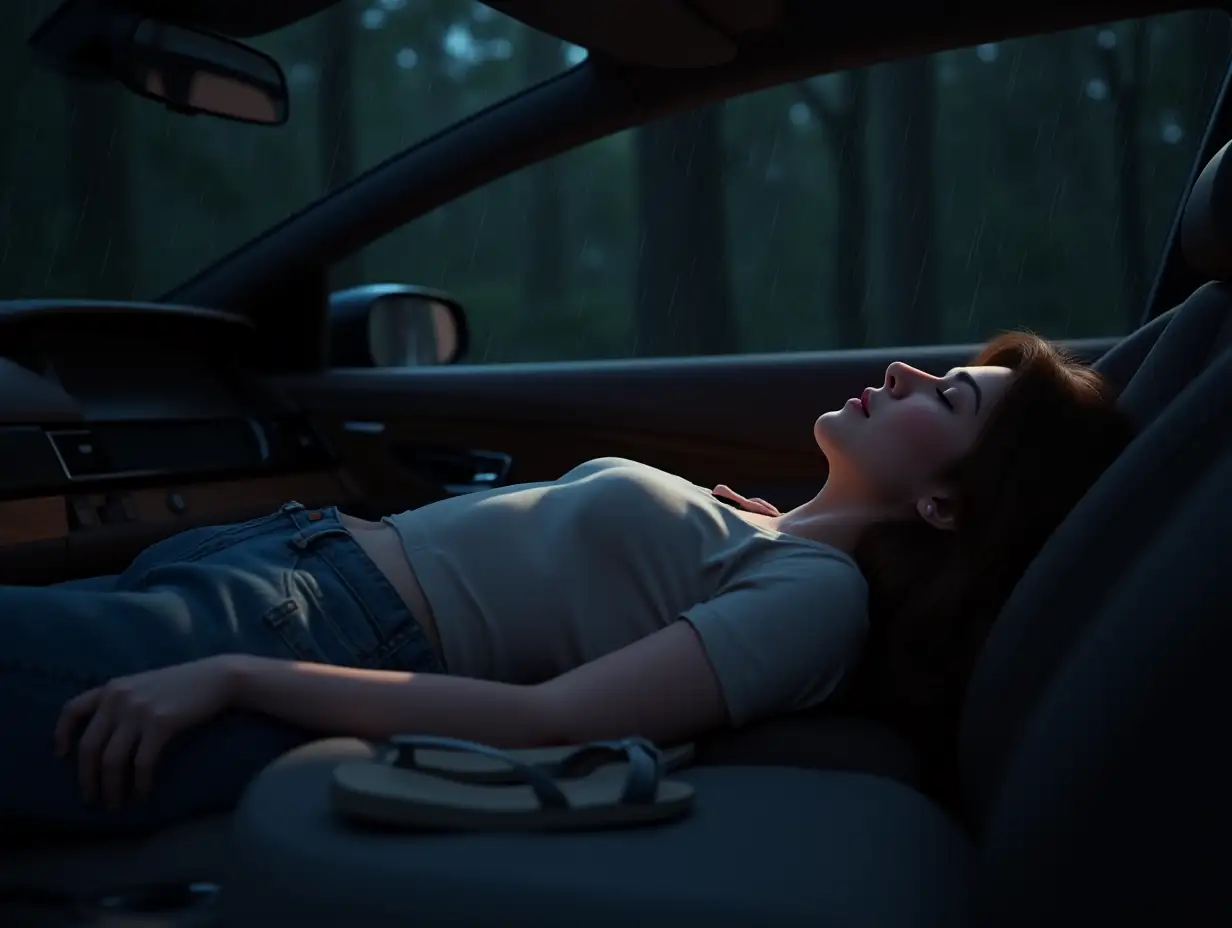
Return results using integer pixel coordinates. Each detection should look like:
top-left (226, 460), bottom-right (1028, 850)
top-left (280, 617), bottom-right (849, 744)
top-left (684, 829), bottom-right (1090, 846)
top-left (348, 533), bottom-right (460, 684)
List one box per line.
top-left (329, 285), bottom-right (470, 368)
top-left (29, 2), bottom-right (289, 126)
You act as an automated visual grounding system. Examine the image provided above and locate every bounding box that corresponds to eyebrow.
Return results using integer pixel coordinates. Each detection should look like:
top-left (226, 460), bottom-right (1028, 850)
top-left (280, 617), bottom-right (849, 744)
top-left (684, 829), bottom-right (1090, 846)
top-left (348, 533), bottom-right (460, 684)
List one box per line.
top-left (955, 370), bottom-right (982, 413)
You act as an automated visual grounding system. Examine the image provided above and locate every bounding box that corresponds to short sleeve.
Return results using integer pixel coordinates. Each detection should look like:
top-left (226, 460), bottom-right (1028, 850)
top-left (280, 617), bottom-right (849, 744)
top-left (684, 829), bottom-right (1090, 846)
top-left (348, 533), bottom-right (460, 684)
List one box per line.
top-left (680, 548), bottom-right (869, 727)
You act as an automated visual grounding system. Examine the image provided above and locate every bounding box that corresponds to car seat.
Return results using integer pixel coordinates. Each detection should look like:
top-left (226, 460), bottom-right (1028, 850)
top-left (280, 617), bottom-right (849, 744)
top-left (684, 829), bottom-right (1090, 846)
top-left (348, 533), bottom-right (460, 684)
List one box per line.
top-left (961, 138), bottom-right (1232, 827)
top-left (7, 142), bottom-right (1232, 922)
top-left (216, 420), bottom-right (1232, 927)
top-left (211, 143), bottom-right (1232, 927)
top-left (1096, 139), bottom-right (1232, 406)
top-left (974, 448), bottom-right (1232, 927)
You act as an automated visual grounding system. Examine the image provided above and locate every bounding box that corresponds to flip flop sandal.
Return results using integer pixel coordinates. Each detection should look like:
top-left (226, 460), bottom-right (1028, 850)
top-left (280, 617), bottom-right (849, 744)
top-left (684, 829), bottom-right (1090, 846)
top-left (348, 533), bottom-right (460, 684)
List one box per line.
top-left (332, 735), bottom-right (695, 831)
top-left (382, 734), bottom-right (695, 785)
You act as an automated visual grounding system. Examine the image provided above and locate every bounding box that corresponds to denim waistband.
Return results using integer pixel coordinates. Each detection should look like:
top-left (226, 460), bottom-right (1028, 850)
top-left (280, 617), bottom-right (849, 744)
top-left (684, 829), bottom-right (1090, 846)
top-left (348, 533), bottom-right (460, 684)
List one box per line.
top-left (275, 501), bottom-right (446, 674)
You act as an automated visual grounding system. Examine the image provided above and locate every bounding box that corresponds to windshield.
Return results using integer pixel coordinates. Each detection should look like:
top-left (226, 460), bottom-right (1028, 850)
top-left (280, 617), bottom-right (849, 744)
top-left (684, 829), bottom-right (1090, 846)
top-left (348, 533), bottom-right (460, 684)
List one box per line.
top-left (0, 0), bottom-right (578, 301)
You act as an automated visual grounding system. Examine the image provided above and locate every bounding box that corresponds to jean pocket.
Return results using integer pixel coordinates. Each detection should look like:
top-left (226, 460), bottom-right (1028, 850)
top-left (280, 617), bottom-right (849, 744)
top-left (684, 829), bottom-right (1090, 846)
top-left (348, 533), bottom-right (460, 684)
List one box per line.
top-left (268, 525), bottom-right (416, 669)
top-left (260, 598), bottom-right (325, 662)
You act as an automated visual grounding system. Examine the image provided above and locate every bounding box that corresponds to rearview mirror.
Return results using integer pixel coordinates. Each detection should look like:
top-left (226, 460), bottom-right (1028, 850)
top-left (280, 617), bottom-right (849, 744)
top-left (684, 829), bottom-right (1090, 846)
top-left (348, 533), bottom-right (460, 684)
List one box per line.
top-left (28, 2), bottom-right (290, 126)
top-left (330, 285), bottom-right (470, 367)
top-left (124, 20), bottom-right (289, 125)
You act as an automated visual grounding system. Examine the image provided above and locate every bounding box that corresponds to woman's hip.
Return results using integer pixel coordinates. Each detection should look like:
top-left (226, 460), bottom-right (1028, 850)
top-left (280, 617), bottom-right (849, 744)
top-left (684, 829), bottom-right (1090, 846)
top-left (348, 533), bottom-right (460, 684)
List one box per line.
top-left (114, 501), bottom-right (444, 674)
top-left (0, 502), bottom-right (444, 834)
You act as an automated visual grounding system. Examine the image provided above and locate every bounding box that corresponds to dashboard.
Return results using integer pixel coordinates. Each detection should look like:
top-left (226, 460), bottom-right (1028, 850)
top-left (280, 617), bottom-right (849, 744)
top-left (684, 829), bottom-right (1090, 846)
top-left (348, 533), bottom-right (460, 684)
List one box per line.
top-left (0, 301), bottom-right (353, 583)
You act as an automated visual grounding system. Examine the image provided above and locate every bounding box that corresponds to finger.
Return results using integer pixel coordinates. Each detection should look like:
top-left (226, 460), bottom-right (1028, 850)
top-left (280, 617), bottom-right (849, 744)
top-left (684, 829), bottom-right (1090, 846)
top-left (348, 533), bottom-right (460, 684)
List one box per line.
top-left (55, 688), bottom-right (103, 758)
top-left (132, 727), bottom-right (172, 801)
top-left (76, 702), bottom-right (119, 805)
top-left (99, 719), bottom-right (142, 810)
top-left (716, 487), bottom-right (773, 515)
top-left (714, 485), bottom-right (753, 505)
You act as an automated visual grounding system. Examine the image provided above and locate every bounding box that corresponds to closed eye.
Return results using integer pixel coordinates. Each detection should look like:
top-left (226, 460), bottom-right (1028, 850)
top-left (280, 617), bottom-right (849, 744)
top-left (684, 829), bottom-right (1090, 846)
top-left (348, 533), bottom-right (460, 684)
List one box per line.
top-left (936, 387), bottom-right (954, 411)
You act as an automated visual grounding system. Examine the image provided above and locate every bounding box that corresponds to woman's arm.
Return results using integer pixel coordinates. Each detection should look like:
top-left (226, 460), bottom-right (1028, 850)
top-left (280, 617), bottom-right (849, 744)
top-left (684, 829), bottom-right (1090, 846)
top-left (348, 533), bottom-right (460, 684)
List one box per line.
top-left (227, 659), bottom-right (556, 747)
top-left (228, 620), bottom-right (728, 748)
top-left (60, 622), bottom-right (729, 806)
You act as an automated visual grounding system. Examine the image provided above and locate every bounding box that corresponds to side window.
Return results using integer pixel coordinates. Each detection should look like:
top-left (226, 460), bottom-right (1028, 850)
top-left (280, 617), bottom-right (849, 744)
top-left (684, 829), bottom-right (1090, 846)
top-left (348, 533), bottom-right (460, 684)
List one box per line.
top-left (348, 12), bottom-right (1232, 364)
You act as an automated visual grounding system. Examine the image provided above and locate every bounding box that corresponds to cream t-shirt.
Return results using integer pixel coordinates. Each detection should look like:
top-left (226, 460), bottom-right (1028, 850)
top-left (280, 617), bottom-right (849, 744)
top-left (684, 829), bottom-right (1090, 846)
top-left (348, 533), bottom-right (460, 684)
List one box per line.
top-left (383, 457), bottom-right (869, 726)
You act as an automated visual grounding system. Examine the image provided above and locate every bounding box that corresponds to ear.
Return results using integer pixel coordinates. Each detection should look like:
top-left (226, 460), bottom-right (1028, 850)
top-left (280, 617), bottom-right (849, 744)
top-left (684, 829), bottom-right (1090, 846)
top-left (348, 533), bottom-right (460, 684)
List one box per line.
top-left (916, 493), bottom-right (958, 531)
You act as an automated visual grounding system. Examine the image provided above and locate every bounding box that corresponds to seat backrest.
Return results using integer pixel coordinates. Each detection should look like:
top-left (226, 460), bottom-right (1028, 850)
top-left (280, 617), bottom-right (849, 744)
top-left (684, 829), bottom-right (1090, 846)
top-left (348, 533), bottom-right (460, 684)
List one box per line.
top-left (1095, 139), bottom-right (1232, 392)
top-left (960, 344), bottom-right (1232, 822)
top-left (1098, 281), bottom-right (1232, 428)
top-left (974, 448), bottom-right (1232, 926)
top-left (957, 139), bottom-right (1232, 828)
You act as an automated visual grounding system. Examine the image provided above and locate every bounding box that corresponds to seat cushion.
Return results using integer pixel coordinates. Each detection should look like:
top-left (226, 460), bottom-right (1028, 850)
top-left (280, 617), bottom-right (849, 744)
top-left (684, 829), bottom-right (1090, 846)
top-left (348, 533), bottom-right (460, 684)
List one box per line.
top-left (221, 739), bottom-right (972, 928)
top-left (0, 813), bottom-right (233, 896)
top-left (0, 716), bottom-right (917, 903)
top-left (695, 712), bottom-right (922, 788)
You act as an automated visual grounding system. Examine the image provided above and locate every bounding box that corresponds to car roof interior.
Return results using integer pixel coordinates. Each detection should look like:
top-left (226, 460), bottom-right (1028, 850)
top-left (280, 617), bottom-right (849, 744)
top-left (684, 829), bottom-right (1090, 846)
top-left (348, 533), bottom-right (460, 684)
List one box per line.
top-left (2, 1), bottom-right (1230, 925)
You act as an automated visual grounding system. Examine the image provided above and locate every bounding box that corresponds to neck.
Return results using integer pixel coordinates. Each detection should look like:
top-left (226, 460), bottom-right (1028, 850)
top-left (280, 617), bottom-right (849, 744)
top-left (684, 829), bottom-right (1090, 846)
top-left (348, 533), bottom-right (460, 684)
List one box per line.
top-left (773, 478), bottom-right (907, 553)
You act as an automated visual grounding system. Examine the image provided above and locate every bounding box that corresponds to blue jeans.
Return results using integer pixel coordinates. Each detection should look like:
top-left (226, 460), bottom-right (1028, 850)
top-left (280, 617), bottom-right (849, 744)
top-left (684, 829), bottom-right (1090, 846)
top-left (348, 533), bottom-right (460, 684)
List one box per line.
top-left (0, 502), bottom-right (443, 836)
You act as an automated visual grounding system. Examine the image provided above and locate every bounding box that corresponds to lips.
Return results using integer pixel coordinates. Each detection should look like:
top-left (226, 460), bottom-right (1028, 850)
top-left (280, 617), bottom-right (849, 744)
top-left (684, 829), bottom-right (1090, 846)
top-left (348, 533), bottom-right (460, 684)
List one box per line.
top-left (859, 388), bottom-right (872, 417)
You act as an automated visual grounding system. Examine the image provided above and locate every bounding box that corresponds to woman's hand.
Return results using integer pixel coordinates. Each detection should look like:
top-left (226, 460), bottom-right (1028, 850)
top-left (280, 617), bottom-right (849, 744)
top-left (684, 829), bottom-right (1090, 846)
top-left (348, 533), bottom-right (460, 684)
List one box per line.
top-left (54, 656), bottom-right (238, 809)
top-left (712, 484), bottom-right (781, 516)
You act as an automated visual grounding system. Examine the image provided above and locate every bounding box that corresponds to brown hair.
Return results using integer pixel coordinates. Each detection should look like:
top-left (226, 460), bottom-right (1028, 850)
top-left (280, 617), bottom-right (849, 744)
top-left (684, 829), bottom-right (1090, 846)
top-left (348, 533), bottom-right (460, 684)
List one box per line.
top-left (846, 332), bottom-right (1136, 800)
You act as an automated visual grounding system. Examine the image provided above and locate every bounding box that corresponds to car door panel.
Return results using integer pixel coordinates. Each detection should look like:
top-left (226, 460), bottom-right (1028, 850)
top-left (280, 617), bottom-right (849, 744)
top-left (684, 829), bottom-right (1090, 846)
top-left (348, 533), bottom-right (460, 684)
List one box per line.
top-left (276, 337), bottom-right (1115, 513)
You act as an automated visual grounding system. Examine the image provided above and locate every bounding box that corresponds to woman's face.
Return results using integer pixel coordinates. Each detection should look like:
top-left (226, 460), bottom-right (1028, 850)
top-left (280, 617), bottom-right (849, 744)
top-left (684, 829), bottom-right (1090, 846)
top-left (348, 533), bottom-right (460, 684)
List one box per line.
top-left (814, 360), bottom-right (1015, 512)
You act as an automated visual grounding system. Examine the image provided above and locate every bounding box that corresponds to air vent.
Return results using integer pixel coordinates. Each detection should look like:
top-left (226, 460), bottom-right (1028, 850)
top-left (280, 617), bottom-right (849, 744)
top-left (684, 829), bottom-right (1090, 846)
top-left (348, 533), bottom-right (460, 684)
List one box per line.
top-left (46, 429), bottom-right (109, 479)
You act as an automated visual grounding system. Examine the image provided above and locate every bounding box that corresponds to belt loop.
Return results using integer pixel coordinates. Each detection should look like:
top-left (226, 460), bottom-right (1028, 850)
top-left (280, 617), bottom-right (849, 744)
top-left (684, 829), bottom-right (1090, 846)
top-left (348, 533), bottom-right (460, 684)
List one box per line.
top-left (287, 504), bottom-right (340, 550)
top-left (280, 500), bottom-right (306, 513)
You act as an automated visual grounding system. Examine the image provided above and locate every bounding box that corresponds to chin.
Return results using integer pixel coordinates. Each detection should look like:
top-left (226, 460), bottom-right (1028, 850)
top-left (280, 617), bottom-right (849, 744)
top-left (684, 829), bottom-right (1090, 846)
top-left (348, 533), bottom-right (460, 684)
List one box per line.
top-left (813, 410), bottom-right (843, 452)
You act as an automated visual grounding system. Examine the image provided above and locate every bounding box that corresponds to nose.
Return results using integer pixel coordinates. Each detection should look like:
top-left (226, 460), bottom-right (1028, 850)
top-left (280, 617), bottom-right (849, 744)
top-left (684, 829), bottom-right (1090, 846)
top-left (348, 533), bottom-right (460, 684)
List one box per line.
top-left (883, 361), bottom-right (931, 398)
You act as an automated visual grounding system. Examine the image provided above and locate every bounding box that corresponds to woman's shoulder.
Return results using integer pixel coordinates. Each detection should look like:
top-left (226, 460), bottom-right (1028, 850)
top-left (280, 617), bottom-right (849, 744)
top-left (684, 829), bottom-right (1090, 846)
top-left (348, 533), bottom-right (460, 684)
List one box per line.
top-left (753, 537), bottom-right (869, 601)
top-left (766, 530), bottom-right (864, 575)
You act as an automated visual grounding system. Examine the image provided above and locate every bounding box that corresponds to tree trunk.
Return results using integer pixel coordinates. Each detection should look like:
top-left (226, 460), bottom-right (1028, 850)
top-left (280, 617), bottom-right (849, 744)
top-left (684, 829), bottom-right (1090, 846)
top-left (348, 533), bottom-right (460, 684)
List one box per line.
top-left (869, 58), bottom-right (940, 345)
top-left (520, 27), bottom-right (566, 311)
top-left (634, 104), bottom-right (737, 356)
top-left (798, 72), bottom-right (871, 348)
top-left (1184, 11), bottom-right (1232, 143)
top-left (319, 0), bottom-right (360, 287)
top-left (833, 71), bottom-right (871, 348)
top-left (0, 3), bottom-right (46, 296)
top-left (66, 84), bottom-right (136, 299)
top-left (1102, 22), bottom-right (1149, 328)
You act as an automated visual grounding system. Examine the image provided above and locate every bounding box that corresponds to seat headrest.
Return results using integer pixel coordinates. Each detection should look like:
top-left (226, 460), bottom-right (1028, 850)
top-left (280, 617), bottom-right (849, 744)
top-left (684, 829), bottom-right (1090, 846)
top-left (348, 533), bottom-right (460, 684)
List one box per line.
top-left (1182, 140), bottom-right (1232, 280)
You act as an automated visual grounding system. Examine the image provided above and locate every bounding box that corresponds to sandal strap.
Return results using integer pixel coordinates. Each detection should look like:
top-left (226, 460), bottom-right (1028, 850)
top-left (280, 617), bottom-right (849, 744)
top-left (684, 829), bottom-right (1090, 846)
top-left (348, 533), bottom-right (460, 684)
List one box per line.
top-left (551, 737), bottom-right (662, 805)
top-left (388, 735), bottom-right (569, 809)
